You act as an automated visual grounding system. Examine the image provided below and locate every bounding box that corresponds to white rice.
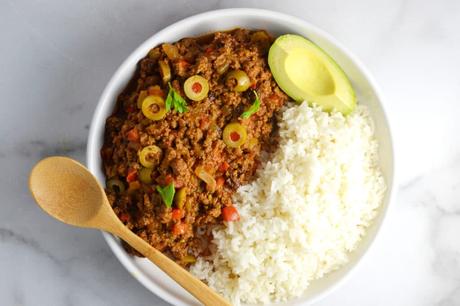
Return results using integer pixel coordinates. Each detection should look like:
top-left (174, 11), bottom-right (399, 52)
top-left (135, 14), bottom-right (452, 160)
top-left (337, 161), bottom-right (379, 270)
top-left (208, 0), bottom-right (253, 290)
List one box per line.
top-left (190, 102), bottom-right (386, 305)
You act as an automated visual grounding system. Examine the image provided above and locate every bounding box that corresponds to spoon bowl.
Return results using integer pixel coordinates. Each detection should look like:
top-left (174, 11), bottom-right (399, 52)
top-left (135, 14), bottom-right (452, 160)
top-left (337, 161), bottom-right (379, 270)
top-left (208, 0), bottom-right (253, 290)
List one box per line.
top-left (30, 156), bottom-right (108, 228)
top-left (29, 156), bottom-right (231, 306)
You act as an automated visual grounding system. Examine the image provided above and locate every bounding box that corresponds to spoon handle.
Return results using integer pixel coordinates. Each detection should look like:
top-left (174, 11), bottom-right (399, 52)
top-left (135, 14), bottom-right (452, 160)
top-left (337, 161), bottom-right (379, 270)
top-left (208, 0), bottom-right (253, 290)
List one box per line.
top-left (110, 224), bottom-right (231, 306)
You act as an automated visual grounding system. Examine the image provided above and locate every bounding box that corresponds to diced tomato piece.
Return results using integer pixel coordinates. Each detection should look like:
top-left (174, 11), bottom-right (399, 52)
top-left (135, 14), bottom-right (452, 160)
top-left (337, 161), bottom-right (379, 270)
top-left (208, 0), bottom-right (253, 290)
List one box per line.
top-left (205, 46), bottom-right (213, 54)
top-left (119, 213), bottom-right (130, 223)
top-left (172, 222), bottom-right (187, 235)
top-left (126, 128), bottom-right (139, 142)
top-left (222, 206), bottom-right (240, 222)
top-left (216, 176), bottom-right (225, 188)
top-left (126, 168), bottom-right (138, 183)
top-left (218, 161), bottom-right (230, 172)
top-left (171, 209), bottom-right (183, 221)
top-left (250, 82), bottom-right (257, 89)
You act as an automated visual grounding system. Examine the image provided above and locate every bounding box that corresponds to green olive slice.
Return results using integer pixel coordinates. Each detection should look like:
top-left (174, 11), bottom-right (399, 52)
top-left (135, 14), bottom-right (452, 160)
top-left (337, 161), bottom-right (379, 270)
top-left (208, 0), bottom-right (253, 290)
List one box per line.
top-left (226, 70), bottom-right (251, 92)
top-left (159, 60), bottom-right (171, 83)
top-left (174, 187), bottom-right (187, 209)
top-left (138, 145), bottom-right (162, 168)
top-left (139, 167), bottom-right (153, 184)
top-left (222, 122), bottom-right (247, 148)
top-left (183, 75), bottom-right (209, 101)
top-left (141, 96), bottom-right (167, 121)
top-left (137, 90), bottom-right (148, 109)
top-left (106, 178), bottom-right (125, 193)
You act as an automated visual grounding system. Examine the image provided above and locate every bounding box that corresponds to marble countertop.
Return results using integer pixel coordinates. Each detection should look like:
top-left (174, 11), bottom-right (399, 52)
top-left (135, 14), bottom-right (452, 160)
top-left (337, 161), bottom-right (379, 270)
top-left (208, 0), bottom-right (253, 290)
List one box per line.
top-left (1, 0), bottom-right (459, 305)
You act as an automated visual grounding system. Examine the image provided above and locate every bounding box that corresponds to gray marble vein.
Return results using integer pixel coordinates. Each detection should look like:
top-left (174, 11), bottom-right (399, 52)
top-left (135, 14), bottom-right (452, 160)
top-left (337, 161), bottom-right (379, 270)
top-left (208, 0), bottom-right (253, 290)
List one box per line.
top-left (0, 227), bottom-right (62, 265)
top-left (1, 0), bottom-right (460, 305)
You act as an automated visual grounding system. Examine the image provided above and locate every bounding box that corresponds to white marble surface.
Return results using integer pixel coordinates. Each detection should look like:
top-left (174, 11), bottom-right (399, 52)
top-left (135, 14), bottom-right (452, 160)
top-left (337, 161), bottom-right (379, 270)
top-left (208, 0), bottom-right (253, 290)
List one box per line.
top-left (1, 0), bottom-right (459, 305)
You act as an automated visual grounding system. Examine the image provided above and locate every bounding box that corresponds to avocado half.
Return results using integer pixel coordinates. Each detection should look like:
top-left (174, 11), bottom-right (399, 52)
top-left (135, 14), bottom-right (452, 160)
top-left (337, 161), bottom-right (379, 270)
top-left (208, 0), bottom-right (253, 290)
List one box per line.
top-left (268, 34), bottom-right (356, 115)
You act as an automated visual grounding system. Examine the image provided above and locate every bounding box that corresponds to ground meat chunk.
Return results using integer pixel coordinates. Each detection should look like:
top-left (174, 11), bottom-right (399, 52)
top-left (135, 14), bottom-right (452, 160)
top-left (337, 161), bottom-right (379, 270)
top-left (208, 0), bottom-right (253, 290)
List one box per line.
top-left (101, 29), bottom-right (287, 265)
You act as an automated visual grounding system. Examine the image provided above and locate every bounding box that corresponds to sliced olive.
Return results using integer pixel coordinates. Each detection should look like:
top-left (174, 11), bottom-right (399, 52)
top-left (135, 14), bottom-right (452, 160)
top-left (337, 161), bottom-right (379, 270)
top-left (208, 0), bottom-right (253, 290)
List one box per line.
top-left (226, 70), bottom-right (251, 92)
top-left (139, 167), bottom-right (153, 184)
top-left (138, 86), bottom-right (165, 109)
top-left (138, 145), bottom-right (162, 168)
top-left (159, 60), bottom-right (171, 83)
top-left (216, 61), bottom-right (230, 75)
top-left (182, 255), bottom-right (196, 264)
top-left (148, 48), bottom-right (161, 60)
top-left (183, 75), bottom-right (209, 101)
top-left (106, 178), bottom-right (125, 193)
top-left (185, 199), bottom-right (192, 213)
top-left (137, 90), bottom-right (148, 108)
top-left (223, 122), bottom-right (247, 148)
top-left (141, 96), bottom-right (167, 121)
top-left (162, 43), bottom-right (179, 60)
top-left (174, 187), bottom-right (187, 209)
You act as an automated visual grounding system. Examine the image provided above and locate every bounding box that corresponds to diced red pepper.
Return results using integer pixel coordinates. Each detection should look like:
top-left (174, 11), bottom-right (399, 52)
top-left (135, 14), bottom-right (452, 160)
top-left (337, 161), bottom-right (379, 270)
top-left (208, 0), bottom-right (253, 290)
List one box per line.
top-left (126, 128), bottom-right (139, 142)
top-left (250, 82), bottom-right (257, 89)
top-left (119, 213), bottom-right (130, 223)
top-left (172, 222), bottom-right (187, 235)
top-left (126, 168), bottom-right (138, 183)
top-left (163, 174), bottom-right (183, 188)
top-left (178, 59), bottom-right (190, 70)
top-left (218, 161), bottom-right (230, 172)
top-left (171, 209), bottom-right (183, 221)
top-left (222, 206), bottom-right (240, 222)
top-left (216, 176), bottom-right (225, 188)
top-left (205, 46), bottom-right (213, 54)
top-left (164, 174), bottom-right (174, 185)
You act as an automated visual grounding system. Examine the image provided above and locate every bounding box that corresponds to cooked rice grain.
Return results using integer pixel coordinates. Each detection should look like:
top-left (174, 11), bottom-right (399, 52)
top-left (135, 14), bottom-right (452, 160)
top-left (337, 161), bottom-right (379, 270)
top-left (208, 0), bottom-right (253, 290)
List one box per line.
top-left (190, 102), bottom-right (386, 305)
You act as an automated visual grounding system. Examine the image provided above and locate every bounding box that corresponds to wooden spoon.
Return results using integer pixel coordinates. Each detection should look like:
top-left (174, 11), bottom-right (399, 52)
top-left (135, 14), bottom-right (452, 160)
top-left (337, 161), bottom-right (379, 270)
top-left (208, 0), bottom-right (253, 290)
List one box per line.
top-left (29, 156), bottom-right (230, 306)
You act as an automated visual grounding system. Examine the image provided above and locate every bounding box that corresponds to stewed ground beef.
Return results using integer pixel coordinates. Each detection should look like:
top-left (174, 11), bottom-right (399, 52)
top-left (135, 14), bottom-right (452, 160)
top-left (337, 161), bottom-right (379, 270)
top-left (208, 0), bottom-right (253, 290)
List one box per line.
top-left (101, 28), bottom-right (287, 265)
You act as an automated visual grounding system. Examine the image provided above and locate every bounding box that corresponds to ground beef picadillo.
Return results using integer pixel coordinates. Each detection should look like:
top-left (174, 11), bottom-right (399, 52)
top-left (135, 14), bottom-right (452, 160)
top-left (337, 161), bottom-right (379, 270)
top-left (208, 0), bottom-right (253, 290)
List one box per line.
top-left (101, 28), bottom-right (287, 265)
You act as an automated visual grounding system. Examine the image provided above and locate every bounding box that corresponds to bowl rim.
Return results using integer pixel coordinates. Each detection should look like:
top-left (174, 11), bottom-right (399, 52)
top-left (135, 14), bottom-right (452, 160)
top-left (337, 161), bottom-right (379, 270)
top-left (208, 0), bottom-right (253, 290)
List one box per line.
top-left (87, 7), bottom-right (395, 306)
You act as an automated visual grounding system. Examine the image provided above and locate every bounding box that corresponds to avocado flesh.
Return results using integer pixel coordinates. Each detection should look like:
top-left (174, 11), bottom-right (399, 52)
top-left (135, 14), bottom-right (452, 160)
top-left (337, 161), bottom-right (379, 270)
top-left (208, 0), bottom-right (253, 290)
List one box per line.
top-left (268, 34), bottom-right (356, 115)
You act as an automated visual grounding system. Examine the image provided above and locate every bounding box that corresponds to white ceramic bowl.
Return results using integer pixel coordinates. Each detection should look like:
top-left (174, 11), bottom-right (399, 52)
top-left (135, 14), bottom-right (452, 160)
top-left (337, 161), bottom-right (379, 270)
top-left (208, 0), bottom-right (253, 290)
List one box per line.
top-left (87, 8), bottom-right (394, 306)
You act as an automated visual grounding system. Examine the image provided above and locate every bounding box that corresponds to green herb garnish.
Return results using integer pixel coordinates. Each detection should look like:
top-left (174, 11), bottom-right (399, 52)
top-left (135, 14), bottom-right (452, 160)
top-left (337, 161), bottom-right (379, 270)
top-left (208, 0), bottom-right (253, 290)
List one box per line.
top-left (156, 183), bottom-right (175, 208)
top-left (165, 82), bottom-right (188, 113)
top-left (241, 90), bottom-right (260, 119)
